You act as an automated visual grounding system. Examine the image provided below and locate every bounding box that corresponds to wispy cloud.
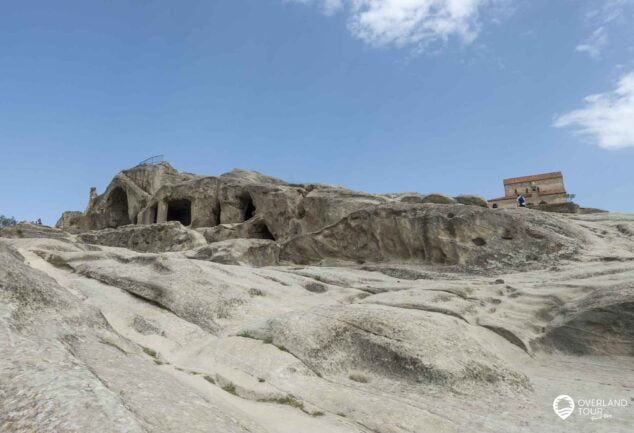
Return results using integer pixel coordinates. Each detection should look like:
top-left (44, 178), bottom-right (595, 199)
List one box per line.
top-left (575, 26), bottom-right (608, 59)
top-left (554, 71), bottom-right (634, 149)
top-left (286, 0), bottom-right (509, 50)
top-left (576, 0), bottom-right (634, 58)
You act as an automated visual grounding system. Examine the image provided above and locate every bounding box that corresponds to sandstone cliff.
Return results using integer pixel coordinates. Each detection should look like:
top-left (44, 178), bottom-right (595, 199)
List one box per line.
top-left (1, 165), bottom-right (632, 433)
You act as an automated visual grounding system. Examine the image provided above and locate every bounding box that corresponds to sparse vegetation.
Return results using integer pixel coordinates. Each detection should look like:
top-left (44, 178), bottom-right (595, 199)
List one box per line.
top-left (0, 215), bottom-right (17, 229)
top-left (221, 383), bottom-right (238, 395)
top-left (304, 282), bottom-right (327, 293)
top-left (258, 396), bottom-right (304, 410)
top-left (237, 331), bottom-right (273, 345)
top-left (237, 331), bottom-right (258, 339)
top-left (248, 287), bottom-right (263, 296)
top-left (349, 373), bottom-right (370, 383)
top-left (203, 375), bottom-right (215, 384)
top-left (141, 346), bottom-right (158, 358)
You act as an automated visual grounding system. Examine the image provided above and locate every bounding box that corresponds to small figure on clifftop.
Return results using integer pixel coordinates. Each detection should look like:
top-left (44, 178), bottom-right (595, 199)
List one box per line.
top-left (517, 195), bottom-right (526, 208)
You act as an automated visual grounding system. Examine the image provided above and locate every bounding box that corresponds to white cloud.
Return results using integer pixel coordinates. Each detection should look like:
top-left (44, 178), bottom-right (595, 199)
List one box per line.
top-left (287, 0), bottom-right (506, 49)
top-left (576, 0), bottom-right (634, 58)
top-left (554, 71), bottom-right (634, 149)
top-left (575, 26), bottom-right (608, 59)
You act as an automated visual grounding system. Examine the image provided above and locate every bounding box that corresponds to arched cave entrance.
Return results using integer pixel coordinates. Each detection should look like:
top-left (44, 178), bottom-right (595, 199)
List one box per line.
top-left (240, 193), bottom-right (256, 222)
top-left (107, 187), bottom-right (131, 228)
top-left (167, 199), bottom-right (192, 226)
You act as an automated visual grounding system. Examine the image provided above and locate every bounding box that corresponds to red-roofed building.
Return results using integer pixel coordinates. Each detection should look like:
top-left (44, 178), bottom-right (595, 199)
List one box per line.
top-left (488, 172), bottom-right (568, 208)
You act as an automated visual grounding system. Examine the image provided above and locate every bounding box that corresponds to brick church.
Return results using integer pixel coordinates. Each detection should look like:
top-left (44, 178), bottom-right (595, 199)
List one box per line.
top-left (488, 172), bottom-right (569, 209)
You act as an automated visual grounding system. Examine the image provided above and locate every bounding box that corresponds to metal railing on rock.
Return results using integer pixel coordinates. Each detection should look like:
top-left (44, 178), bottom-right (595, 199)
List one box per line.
top-left (138, 155), bottom-right (165, 165)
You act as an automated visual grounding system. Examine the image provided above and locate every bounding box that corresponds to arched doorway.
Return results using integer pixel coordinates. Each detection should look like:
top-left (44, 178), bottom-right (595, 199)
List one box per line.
top-left (239, 192), bottom-right (256, 222)
top-left (167, 199), bottom-right (192, 226)
top-left (107, 187), bottom-right (131, 228)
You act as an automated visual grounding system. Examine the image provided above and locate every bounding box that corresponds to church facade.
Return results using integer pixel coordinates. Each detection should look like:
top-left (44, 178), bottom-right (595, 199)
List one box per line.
top-left (488, 172), bottom-right (569, 208)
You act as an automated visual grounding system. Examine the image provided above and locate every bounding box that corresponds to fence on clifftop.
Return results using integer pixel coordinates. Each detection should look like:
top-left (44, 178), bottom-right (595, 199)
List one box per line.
top-left (138, 155), bottom-right (165, 165)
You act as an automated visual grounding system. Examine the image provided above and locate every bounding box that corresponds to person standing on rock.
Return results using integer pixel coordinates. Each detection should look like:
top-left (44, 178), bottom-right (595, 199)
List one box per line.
top-left (517, 195), bottom-right (526, 208)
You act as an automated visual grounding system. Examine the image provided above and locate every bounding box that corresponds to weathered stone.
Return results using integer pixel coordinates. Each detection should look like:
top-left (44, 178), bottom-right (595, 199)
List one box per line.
top-left (56, 211), bottom-right (90, 232)
top-left (579, 207), bottom-right (609, 214)
top-left (198, 215), bottom-right (276, 243)
top-left (266, 304), bottom-right (529, 390)
top-left (0, 222), bottom-right (72, 241)
top-left (454, 194), bottom-right (489, 208)
top-left (7, 164), bottom-right (634, 433)
top-left (420, 193), bottom-right (457, 205)
top-left (3, 208), bottom-right (634, 432)
top-left (386, 192), bottom-right (428, 204)
top-left (538, 285), bottom-right (634, 355)
top-left (189, 239), bottom-right (280, 267)
top-left (279, 203), bottom-right (582, 267)
top-left (535, 202), bottom-right (580, 214)
top-left (78, 221), bottom-right (205, 253)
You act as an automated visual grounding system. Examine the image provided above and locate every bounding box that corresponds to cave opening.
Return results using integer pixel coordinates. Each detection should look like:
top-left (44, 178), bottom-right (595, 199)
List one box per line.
top-left (167, 199), bottom-right (192, 226)
top-left (244, 196), bottom-right (256, 221)
top-left (212, 203), bottom-right (222, 226)
top-left (254, 221), bottom-right (275, 241)
top-left (149, 203), bottom-right (158, 224)
top-left (107, 187), bottom-right (131, 228)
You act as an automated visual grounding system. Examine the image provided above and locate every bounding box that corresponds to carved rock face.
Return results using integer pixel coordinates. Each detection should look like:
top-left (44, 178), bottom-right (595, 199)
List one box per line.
top-left (54, 163), bottom-right (587, 269)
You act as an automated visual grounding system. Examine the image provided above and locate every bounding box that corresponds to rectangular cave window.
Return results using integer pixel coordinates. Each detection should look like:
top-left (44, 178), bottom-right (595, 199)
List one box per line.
top-left (167, 199), bottom-right (192, 226)
top-left (149, 204), bottom-right (158, 224)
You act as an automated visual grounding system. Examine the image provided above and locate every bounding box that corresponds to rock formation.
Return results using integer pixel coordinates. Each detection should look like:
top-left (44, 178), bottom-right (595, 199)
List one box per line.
top-left (2, 163), bottom-right (633, 433)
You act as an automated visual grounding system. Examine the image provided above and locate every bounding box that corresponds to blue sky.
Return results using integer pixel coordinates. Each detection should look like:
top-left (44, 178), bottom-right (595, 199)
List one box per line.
top-left (1, 0), bottom-right (633, 224)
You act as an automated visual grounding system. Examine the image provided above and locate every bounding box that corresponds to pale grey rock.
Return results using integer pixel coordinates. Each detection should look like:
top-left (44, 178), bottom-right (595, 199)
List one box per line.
top-left (190, 239), bottom-right (280, 267)
top-left (266, 304), bottom-right (529, 390)
top-left (538, 284), bottom-right (634, 355)
top-left (6, 163), bottom-right (634, 433)
top-left (397, 193), bottom-right (428, 203)
top-left (3, 211), bottom-right (634, 433)
top-left (420, 193), bottom-right (457, 205)
top-left (199, 215), bottom-right (276, 243)
top-left (132, 314), bottom-right (165, 336)
top-left (78, 221), bottom-right (206, 253)
top-left (280, 203), bottom-right (583, 267)
top-left (294, 186), bottom-right (387, 235)
top-left (0, 222), bottom-right (72, 241)
top-left (56, 211), bottom-right (89, 232)
top-left (579, 207), bottom-right (609, 214)
top-left (535, 202), bottom-right (580, 214)
top-left (454, 194), bottom-right (489, 208)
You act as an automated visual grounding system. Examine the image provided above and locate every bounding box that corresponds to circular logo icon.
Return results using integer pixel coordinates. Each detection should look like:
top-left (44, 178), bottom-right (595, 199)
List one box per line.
top-left (553, 395), bottom-right (575, 420)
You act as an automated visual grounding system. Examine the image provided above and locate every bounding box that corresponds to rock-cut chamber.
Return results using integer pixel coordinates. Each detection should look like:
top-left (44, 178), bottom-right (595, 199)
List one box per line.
top-left (167, 199), bottom-right (192, 226)
top-left (107, 187), bottom-right (131, 228)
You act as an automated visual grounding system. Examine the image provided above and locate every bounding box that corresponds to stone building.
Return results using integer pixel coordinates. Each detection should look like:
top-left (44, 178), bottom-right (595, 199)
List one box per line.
top-left (488, 172), bottom-right (568, 209)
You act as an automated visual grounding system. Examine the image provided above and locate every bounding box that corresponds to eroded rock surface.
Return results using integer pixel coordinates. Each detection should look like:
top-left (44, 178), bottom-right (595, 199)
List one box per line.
top-left (78, 221), bottom-right (205, 253)
top-left (280, 204), bottom-right (584, 267)
top-left (3, 167), bottom-right (634, 433)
